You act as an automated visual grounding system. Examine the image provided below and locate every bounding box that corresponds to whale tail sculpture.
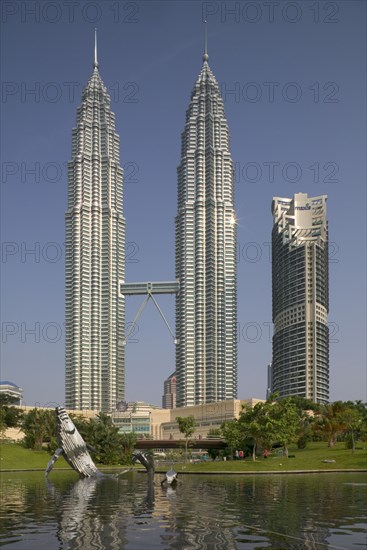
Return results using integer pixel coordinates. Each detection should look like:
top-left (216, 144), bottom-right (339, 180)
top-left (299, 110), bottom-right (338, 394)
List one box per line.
top-left (132, 450), bottom-right (155, 475)
top-left (45, 407), bottom-right (101, 478)
top-left (45, 407), bottom-right (156, 481)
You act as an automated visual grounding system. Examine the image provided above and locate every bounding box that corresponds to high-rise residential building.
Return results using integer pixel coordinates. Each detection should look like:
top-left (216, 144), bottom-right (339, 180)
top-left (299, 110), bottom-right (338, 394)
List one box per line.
top-left (65, 35), bottom-right (125, 412)
top-left (175, 45), bottom-right (237, 407)
top-left (271, 193), bottom-right (329, 403)
top-left (162, 371), bottom-right (177, 409)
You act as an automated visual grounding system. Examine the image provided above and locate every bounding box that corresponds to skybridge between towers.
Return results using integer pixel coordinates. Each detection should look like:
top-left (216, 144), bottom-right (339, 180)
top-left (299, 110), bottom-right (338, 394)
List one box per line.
top-left (119, 281), bottom-right (180, 345)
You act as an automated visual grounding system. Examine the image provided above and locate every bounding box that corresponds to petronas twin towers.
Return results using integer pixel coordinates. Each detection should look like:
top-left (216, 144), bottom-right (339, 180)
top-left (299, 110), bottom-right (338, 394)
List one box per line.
top-left (65, 45), bottom-right (126, 411)
top-left (175, 52), bottom-right (237, 407)
top-left (65, 34), bottom-right (237, 412)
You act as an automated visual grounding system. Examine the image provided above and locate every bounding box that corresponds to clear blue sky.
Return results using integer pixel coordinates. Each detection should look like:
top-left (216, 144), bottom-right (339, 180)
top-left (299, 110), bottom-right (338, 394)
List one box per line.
top-left (1, 1), bottom-right (366, 407)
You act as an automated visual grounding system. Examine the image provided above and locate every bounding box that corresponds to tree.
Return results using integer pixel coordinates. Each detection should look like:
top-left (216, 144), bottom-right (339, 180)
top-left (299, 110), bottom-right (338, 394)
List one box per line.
top-left (338, 407), bottom-right (365, 454)
top-left (120, 432), bottom-right (137, 464)
top-left (296, 411), bottom-right (315, 449)
top-left (69, 413), bottom-right (91, 440)
top-left (207, 428), bottom-right (222, 460)
top-left (43, 409), bottom-right (58, 453)
top-left (3, 407), bottom-right (24, 429)
top-left (221, 401), bottom-right (279, 461)
top-left (22, 408), bottom-right (56, 450)
top-left (312, 401), bottom-right (347, 447)
top-left (238, 401), bottom-right (279, 461)
top-left (221, 418), bottom-right (245, 456)
top-left (176, 416), bottom-right (196, 462)
top-left (0, 397), bottom-right (24, 432)
top-left (272, 398), bottom-right (302, 457)
top-left (0, 408), bottom-right (6, 439)
top-left (86, 413), bottom-right (125, 465)
top-left (286, 396), bottom-right (321, 414)
top-left (71, 413), bottom-right (134, 465)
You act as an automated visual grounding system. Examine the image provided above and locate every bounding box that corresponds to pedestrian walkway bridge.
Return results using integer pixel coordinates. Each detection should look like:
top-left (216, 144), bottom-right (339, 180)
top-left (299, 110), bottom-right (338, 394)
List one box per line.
top-left (135, 439), bottom-right (227, 450)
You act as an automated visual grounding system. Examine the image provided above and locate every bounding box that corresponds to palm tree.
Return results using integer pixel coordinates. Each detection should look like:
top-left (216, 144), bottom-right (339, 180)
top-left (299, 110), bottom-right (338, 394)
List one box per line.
top-left (120, 432), bottom-right (137, 463)
top-left (23, 409), bottom-right (52, 450)
top-left (312, 401), bottom-right (347, 447)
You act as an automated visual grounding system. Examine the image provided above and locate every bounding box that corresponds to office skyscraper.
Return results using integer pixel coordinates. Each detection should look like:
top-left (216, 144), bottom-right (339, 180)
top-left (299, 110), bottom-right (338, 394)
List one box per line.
top-left (175, 47), bottom-right (237, 407)
top-left (65, 35), bottom-right (125, 411)
top-left (271, 193), bottom-right (329, 403)
top-left (162, 372), bottom-right (177, 409)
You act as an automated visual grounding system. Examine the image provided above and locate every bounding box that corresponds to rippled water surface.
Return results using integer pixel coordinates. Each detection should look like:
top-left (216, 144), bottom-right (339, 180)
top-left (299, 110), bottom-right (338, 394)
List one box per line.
top-left (0, 471), bottom-right (366, 549)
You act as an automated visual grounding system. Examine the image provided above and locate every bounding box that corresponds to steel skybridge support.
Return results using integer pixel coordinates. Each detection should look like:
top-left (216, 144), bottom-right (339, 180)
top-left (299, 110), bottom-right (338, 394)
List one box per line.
top-left (119, 280), bottom-right (180, 345)
top-left (120, 281), bottom-right (180, 295)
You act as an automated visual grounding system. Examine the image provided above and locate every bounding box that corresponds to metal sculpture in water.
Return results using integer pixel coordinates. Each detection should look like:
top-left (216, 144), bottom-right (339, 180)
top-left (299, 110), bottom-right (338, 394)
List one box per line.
top-left (45, 407), bottom-right (154, 480)
top-left (132, 450), bottom-right (155, 478)
top-left (45, 407), bottom-right (102, 478)
top-left (161, 466), bottom-right (178, 486)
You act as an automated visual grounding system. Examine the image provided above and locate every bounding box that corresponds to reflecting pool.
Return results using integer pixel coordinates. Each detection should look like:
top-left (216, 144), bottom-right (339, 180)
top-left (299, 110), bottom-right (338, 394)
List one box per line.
top-left (0, 471), bottom-right (366, 549)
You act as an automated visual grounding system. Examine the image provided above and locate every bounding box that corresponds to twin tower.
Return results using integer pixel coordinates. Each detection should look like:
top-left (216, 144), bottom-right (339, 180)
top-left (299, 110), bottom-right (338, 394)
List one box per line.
top-left (65, 35), bottom-right (237, 412)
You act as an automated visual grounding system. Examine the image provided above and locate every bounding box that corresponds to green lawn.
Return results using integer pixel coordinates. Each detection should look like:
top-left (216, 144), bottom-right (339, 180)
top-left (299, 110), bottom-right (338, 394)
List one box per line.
top-left (1, 441), bottom-right (366, 473)
top-left (158, 442), bottom-right (367, 473)
top-left (0, 443), bottom-right (136, 472)
top-left (0, 443), bottom-right (69, 470)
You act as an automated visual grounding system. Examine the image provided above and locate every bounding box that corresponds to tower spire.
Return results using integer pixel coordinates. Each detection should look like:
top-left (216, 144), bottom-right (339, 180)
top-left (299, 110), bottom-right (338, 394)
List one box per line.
top-left (203, 20), bottom-right (209, 62)
top-left (93, 28), bottom-right (99, 69)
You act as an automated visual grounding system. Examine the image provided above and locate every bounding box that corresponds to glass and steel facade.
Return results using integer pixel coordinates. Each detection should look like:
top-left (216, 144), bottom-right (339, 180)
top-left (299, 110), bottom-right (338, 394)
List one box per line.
top-left (65, 57), bottom-right (125, 412)
top-left (271, 193), bottom-right (329, 403)
top-left (175, 53), bottom-right (237, 407)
